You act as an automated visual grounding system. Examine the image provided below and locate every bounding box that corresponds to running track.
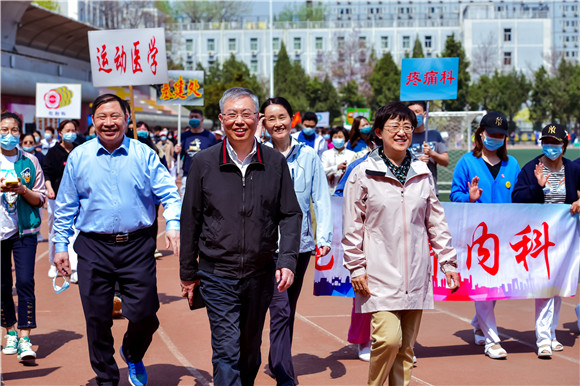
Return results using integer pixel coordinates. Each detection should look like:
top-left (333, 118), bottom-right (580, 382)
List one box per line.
top-left (2, 212), bottom-right (578, 385)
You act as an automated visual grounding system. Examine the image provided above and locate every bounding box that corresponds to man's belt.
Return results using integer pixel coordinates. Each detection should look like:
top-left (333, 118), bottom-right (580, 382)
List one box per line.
top-left (82, 227), bottom-right (152, 243)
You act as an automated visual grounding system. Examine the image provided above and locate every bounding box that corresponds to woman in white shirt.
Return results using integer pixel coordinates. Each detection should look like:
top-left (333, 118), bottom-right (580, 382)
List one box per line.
top-left (321, 127), bottom-right (355, 194)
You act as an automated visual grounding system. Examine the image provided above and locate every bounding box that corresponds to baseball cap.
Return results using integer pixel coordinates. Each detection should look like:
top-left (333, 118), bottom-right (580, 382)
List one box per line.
top-left (540, 123), bottom-right (567, 142)
top-left (480, 111), bottom-right (508, 136)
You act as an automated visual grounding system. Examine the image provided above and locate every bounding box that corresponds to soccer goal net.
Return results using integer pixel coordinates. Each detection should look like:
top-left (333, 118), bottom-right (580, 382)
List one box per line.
top-left (426, 111), bottom-right (487, 200)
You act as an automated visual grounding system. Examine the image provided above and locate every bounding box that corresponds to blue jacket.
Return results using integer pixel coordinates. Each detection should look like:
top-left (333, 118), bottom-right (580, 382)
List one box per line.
top-left (267, 138), bottom-right (332, 252)
top-left (512, 155), bottom-right (580, 204)
top-left (450, 152), bottom-right (520, 203)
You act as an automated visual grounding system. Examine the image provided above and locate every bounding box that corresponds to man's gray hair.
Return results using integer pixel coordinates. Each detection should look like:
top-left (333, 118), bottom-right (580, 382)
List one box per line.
top-left (219, 87), bottom-right (259, 112)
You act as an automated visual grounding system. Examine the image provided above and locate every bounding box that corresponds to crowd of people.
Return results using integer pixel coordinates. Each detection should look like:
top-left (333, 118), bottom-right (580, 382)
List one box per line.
top-left (1, 87), bottom-right (580, 386)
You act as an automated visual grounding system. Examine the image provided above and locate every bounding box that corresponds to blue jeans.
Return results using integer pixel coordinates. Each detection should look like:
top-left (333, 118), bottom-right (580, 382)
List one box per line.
top-left (199, 269), bottom-right (275, 386)
top-left (1, 233), bottom-right (37, 329)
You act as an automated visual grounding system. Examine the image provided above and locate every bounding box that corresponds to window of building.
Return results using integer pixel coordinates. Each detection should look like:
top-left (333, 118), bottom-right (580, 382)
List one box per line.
top-left (425, 36), bottom-right (432, 48)
top-left (273, 37), bottom-right (280, 51)
top-left (207, 38), bottom-right (215, 52)
top-left (229, 38), bottom-right (236, 51)
top-left (381, 36), bottom-right (389, 49)
top-left (338, 36), bottom-right (345, 49)
top-left (359, 36), bottom-right (367, 46)
top-left (250, 38), bottom-right (258, 51)
top-left (403, 36), bottom-right (410, 49)
top-left (504, 28), bottom-right (512, 42)
top-left (503, 52), bottom-right (512, 65)
top-left (294, 37), bottom-right (302, 50)
top-left (186, 39), bottom-right (193, 51)
top-left (315, 37), bottom-right (323, 50)
top-left (250, 60), bottom-right (258, 74)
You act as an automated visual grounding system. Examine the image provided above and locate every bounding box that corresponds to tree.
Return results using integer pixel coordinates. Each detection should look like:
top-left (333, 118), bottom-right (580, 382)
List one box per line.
top-left (277, 1), bottom-right (327, 22)
top-left (485, 70), bottom-right (531, 131)
top-left (274, 42), bottom-right (309, 113)
top-left (33, 1), bottom-right (60, 12)
top-left (529, 66), bottom-right (559, 124)
top-left (412, 36), bottom-right (424, 58)
top-left (305, 76), bottom-right (341, 123)
top-left (169, 1), bottom-right (244, 23)
top-left (340, 80), bottom-right (367, 108)
top-left (468, 75), bottom-right (495, 111)
top-left (471, 32), bottom-right (498, 78)
top-left (556, 59), bottom-right (580, 126)
top-left (369, 52), bottom-right (400, 110)
top-left (440, 33), bottom-right (471, 111)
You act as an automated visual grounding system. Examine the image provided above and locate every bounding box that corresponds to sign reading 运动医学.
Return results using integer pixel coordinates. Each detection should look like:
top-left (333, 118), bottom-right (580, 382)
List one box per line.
top-left (155, 71), bottom-right (204, 106)
top-left (314, 200), bottom-right (580, 301)
top-left (88, 28), bottom-right (168, 87)
top-left (400, 57), bottom-right (459, 101)
top-left (35, 83), bottom-right (82, 119)
top-left (345, 108), bottom-right (371, 129)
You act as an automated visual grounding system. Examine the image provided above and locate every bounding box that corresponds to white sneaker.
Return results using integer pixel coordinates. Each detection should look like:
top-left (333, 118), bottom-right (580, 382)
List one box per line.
top-left (70, 272), bottom-right (78, 284)
top-left (48, 265), bottom-right (58, 278)
top-left (358, 342), bottom-right (371, 362)
top-left (17, 337), bottom-right (36, 361)
top-left (2, 331), bottom-right (18, 355)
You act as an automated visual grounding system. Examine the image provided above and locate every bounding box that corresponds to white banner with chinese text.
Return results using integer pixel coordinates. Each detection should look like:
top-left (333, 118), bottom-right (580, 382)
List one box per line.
top-left (88, 28), bottom-right (168, 87)
top-left (314, 200), bottom-right (580, 301)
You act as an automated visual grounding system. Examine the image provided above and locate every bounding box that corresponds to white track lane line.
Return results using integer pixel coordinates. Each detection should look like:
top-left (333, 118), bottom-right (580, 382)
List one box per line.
top-left (295, 313), bottom-right (434, 386)
top-left (435, 307), bottom-right (580, 364)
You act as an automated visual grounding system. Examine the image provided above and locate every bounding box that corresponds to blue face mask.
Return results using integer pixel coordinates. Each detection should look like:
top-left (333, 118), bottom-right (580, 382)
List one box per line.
top-left (62, 133), bottom-right (77, 143)
top-left (416, 114), bottom-right (424, 127)
top-left (332, 138), bottom-right (345, 149)
top-left (482, 135), bottom-right (504, 151)
top-left (302, 126), bottom-right (315, 136)
top-left (137, 131), bottom-right (149, 139)
top-left (44, 132), bottom-right (53, 140)
top-left (0, 134), bottom-right (20, 151)
top-left (86, 134), bottom-right (96, 140)
top-left (542, 144), bottom-right (563, 160)
top-left (52, 276), bottom-right (70, 294)
top-left (160, 135), bottom-right (167, 141)
top-left (323, 134), bottom-right (331, 140)
top-left (360, 125), bottom-right (372, 135)
top-left (189, 118), bottom-right (201, 128)
top-left (23, 145), bottom-right (36, 153)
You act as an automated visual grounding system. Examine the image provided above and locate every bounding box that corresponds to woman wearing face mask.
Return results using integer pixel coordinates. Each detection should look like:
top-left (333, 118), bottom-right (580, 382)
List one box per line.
top-left (261, 97), bottom-right (333, 386)
top-left (321, 127), bottom-right (356, 194)
top-left (1, 112), bottom-right (47, 363)
top-left (156, 128), bottom-right (175, 176)
top-left (347, 116), bottom-right (375, 154)
top-left (20, 134), bottom-right (45, 167)
top-left (85, 124), bottom-right (96, 141)
top-left (450, 111), bottom-right (521, 360)
top-left (43, 120), bottom-right (79, 283)
top-left (512, 123), bottom-right (580, 358)
top-left (40, 127), bottom-right (57, 155)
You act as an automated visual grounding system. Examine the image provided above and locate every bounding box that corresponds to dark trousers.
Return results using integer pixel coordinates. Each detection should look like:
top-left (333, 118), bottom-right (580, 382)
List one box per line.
top-left (1, 233), bottom-right (37, 329)
top-left (199, 269), bottom-right (275, 386)
top-left (268, 251), bottom-right (312, 386)
top-left (74, 231), bottom-right (160, 386)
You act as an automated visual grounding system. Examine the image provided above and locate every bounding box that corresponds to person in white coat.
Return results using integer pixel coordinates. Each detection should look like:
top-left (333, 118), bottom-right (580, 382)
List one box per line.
top-left (320, 126), bottom-right (355, 194)
top-left (342, 102), bottom-right (459, 386)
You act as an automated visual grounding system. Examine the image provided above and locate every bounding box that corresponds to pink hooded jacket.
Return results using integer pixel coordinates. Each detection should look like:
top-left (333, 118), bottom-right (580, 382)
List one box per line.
top-left (342, 150), bottom-right (457, 313)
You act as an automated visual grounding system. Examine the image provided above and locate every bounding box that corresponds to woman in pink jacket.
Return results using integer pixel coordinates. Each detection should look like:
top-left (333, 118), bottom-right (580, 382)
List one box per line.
top-left (342, 102), bottom-right (459, 386)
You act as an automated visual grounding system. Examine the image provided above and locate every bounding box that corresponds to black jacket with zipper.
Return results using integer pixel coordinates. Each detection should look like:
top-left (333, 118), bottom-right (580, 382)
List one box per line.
top-left (180, 140), bottom-right (302, 281)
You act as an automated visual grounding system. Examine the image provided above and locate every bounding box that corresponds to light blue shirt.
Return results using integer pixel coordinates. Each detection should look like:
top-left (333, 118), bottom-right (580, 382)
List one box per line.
top-left (53, 136), bottom-right (181, 252)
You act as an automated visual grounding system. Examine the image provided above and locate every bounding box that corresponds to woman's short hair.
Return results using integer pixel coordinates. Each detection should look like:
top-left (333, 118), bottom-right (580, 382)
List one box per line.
top-left (57, 119), bottom-right (79, 132)
top-left (260, 97), bottom-right (293, 118)
top-left (373, 102), bottom-right (417, 132)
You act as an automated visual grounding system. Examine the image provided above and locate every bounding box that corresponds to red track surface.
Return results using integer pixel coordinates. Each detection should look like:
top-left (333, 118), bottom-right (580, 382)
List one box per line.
top-left (2, 213), bottom-right (579, 385)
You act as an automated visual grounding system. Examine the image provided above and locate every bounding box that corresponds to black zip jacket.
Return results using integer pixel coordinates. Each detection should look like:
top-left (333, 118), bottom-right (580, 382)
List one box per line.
top-left (180, 140), bottom-right (302, 280)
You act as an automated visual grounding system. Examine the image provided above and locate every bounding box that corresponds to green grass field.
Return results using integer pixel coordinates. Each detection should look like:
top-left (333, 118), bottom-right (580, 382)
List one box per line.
top-left (438, 147), bottom-right (580, 202)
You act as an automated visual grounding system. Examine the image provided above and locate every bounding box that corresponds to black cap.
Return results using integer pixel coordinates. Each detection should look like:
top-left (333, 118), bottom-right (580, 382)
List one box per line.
top-left (541, 123), bottom-right (568, 142)
top-left (480, 111), bottom-right (508, 135)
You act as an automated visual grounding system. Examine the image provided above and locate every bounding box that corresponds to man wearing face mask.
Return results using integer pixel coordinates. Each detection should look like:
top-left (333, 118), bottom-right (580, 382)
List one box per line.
top-left (174, 109), bottom-right (217, 197)
top-left (293, 112), bottom-right (328, 158)
top-left (407, 101), bottom-right (449, 196)
top-left (40, 127), bottom-right (58, 155)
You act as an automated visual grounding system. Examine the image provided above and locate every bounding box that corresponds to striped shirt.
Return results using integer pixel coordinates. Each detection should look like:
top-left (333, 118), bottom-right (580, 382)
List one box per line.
top-left (542, 165), bottom-right (566, 204)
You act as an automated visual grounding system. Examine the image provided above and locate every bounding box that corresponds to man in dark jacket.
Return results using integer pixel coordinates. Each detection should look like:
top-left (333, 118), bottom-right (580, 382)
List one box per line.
top-left (180, 87), bottom-right (302, 386)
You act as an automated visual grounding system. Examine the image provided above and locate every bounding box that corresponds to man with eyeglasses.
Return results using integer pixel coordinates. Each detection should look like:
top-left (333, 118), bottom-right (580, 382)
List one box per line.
top-left (180, 87), bottom-right (302, 386)
top-left (174, 109), bottom-right (218, 197)
top-left (292, 111), bottom-right (328, 158)
top-left (52, 93), bottom-right (181, 386)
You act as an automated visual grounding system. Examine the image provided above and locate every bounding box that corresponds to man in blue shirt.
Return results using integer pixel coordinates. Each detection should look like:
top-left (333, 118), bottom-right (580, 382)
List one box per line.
top-left (53, 94), bottom-right (181, 386)
top-left (292, 111), bottom-right (328, 158)
top-left (174, 109), bottom-right (218, 197)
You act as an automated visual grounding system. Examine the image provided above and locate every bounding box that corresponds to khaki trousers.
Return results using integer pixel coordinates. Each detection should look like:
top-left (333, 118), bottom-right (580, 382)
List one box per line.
top-left (368, 310), bottom-right (423, 386)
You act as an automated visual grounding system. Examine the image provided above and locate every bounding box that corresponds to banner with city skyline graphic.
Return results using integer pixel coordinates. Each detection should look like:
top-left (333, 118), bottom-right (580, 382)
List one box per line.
top-left (314, 200), bottom-right (580, 301)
